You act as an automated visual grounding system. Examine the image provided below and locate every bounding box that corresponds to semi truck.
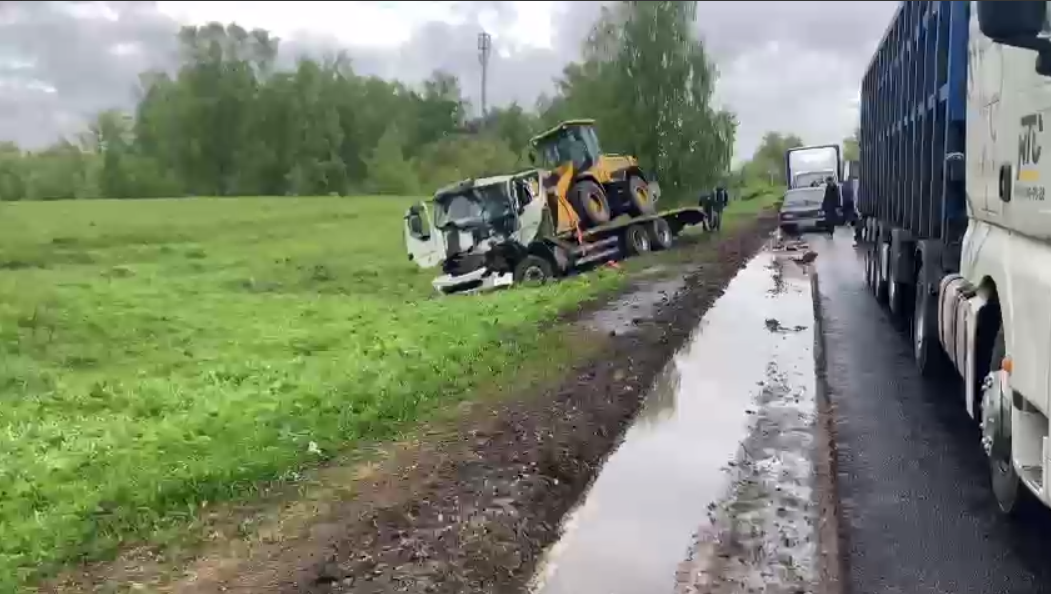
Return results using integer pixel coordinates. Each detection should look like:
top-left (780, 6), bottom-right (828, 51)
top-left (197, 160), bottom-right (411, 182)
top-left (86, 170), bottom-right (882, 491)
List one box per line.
top-left (857, 0), bottom-right (1051, 516)
top-left (404, 169), bottom-right (706, 294)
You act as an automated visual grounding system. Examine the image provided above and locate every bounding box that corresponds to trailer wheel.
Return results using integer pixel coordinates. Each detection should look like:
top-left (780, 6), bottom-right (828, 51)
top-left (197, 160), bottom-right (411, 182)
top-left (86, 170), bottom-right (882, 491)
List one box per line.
top-left (913, 274), bottom-right (948, 377)
top-left (627, 175), bottom-right (656, 216)
top-left (888, 277), bottom-right (909, 329)
top-left (649, 218), bottom-right (674, 251)
top-left (982, 329), bottom-right (1037, 517)
top-left (875, 242), bottom-right (890, 304)
top-left (571, 180), bottom-right (612, 227)
top-left (513, 255), bottom-right (554, 286)
top-left (864, 247), bottom-right (876, 290)
top-left (623, 224), bottom-right (652, 256)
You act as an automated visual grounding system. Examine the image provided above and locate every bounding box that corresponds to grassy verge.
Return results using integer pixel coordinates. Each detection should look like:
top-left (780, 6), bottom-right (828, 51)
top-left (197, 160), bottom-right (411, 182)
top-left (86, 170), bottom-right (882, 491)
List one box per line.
top-left (0, 191), bottom-right (774, 590)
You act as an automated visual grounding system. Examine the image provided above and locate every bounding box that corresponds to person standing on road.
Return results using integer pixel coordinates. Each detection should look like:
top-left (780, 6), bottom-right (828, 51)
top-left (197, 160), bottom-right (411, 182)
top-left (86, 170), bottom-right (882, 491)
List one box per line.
top-left (841, 177), bottom-right (857, 228)
top-left (712, 185), bottom-right (728, 231)
top-left (699, 188), bottom-right (715, 230)
top-left (822, 176), bottom-right (840, 237)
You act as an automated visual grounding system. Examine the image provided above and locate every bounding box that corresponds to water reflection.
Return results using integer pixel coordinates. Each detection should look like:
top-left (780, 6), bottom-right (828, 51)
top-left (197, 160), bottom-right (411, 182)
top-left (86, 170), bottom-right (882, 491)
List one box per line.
top-left (530, 249), bottom-right (816, 594)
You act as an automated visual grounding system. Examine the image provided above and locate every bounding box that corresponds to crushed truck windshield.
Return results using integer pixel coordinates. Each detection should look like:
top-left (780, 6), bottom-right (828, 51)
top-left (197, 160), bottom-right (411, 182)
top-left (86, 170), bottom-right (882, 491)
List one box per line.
top-left (434, 184), bottom-right (514, 229)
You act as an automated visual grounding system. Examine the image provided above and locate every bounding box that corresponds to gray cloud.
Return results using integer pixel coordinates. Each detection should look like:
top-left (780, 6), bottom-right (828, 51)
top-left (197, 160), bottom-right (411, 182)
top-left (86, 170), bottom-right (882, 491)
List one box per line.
top-left (0, 0), bottom-right (898, 159)
top-left (0, 1), bottom-right (178, 147)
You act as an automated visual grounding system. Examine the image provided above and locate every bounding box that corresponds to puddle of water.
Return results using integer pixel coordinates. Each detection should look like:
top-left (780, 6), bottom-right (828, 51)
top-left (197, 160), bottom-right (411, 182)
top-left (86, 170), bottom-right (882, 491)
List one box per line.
top-left (530, 248), bottom-right (815, 594)
top-left (581, 277), bottom-right (686, 336)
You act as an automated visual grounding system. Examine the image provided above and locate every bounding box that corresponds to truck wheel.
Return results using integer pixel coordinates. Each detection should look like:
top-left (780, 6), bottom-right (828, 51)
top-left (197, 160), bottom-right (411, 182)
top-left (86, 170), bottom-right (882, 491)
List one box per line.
top-left (571, 180), bottom-right (612, 227)
top-left (864, 247), bottom-right (876, 290)
top-left (888, 278), bottom-right (909, 329)
top-left (627, 175), bottom-right (656, 216)
top-left (913, 275), bottom-right (948, 377)
top-left (982, 328), bottom-right (1037, 517)
top-left (623, 224), bottom-right (652, 256)
top-left (649, 218), bottom-right (674, 250)
top-left (513, 255), bottom-right (554, 286)
top-left (875, 242), bottom-right (890, 304)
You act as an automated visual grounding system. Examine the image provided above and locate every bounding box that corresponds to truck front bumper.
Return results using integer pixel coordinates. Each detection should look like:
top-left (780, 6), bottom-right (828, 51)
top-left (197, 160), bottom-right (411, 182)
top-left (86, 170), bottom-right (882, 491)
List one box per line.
top-left (432, 267), bottom-right (514, 295)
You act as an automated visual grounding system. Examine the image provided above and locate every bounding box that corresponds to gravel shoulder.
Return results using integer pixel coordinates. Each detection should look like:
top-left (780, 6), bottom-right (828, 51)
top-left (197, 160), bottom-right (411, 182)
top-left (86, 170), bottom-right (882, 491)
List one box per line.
top-left (44, 212), bottom-right (778, 594)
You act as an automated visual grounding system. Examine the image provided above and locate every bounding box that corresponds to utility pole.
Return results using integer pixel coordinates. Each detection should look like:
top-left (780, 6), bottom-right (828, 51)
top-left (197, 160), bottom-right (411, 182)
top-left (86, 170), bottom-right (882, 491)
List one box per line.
top-left (477, 31), bottom-right (492, 121)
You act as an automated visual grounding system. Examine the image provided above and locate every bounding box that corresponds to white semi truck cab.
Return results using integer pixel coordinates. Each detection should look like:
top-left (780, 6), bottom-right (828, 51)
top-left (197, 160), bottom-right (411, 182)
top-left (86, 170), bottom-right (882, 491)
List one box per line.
top-left (858, 0), bottom-right (1051, 516)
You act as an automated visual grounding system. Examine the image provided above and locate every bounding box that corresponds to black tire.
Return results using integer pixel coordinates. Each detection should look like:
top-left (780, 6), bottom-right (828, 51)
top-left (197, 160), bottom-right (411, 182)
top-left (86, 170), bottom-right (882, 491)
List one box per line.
top-left (623, 224), bottom-right (652, 256)
top-left (864, 247), bottom-right (875, 290)
top-left (984, 328), bottom-right (1038, 517)
top-left (513, 255), bottom-right (554, 286)
top-left (649, 218), bottom-right (674, 251)
top-left (626, 175), bottom-right (656, 216)
top-left (913, 275), bottom-right (948, 377)
top-left (571, 180), bottom-right (612, 227)
top-left (888, 277), bottom-right (909, 329)
top-left (874, 242), bottom-right (889, 305)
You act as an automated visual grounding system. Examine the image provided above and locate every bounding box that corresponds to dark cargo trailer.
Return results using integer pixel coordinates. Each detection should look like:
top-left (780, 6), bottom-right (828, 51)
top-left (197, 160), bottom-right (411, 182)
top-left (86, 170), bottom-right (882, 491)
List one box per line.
top-left (857, 0), bottom-right (970, 321)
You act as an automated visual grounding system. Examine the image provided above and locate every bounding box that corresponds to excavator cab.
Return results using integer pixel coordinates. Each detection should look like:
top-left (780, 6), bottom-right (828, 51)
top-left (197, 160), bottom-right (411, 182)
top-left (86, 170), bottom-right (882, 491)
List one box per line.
top-left (529, 120), bottom-right (656, 230)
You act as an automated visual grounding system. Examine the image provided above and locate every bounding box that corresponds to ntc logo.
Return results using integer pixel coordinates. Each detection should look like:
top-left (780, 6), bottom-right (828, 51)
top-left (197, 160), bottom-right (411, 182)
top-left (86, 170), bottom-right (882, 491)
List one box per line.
top-left (1019, 113), bottom-right (1043, 170)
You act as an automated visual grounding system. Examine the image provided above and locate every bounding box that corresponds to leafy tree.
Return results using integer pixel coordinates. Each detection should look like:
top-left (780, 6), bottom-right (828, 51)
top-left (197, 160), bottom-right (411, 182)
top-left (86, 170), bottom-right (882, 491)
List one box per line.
top-left (542, 1), bottom-right (736, 201)
top-left (744, 131), bottom-right (805, 185)
top-left (0, 143), bottom-right (26, 201)
top-left (2, 8), bottom-right (742, 203)
top-left (365, 124), bottom-right (419, 196)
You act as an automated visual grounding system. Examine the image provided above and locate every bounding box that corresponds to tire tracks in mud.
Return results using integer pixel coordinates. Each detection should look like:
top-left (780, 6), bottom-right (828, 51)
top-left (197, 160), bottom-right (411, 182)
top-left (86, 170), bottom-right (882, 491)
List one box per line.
top-left (80, 214), bottom-right (780, 594)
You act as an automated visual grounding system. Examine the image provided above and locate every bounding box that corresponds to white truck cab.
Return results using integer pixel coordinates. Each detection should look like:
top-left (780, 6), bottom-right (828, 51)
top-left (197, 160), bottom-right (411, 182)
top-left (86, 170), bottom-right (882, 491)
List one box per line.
top-left (404, 170), bottom-right (548, 294)
top-left (937, 1), bottom-right (1051, 514)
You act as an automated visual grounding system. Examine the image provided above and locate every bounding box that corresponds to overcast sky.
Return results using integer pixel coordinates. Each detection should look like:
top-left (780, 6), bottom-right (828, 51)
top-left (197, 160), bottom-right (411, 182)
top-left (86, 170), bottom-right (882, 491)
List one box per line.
top-left (0, 1), bottom-right (899, 160)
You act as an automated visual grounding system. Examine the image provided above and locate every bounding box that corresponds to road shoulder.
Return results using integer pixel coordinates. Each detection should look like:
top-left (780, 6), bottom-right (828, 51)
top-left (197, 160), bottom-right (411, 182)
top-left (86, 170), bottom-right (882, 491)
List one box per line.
top-left (810, 270), bottom-right (847, 594)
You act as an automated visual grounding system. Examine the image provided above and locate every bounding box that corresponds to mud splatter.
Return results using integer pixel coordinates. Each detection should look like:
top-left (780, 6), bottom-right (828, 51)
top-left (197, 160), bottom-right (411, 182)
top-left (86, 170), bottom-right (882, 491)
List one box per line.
top-left (580, 277), bottom-right (685, 336)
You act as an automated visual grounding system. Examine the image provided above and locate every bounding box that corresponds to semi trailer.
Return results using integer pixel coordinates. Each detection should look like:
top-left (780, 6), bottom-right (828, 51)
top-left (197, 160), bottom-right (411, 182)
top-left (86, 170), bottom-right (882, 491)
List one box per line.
top-left (857, 0), bottom-right (1051, 516)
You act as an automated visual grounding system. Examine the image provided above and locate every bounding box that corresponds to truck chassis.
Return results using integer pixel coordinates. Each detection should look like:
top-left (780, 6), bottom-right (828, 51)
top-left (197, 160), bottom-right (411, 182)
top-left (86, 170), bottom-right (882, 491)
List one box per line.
top-left (433, 207), bottom-right (707, 295)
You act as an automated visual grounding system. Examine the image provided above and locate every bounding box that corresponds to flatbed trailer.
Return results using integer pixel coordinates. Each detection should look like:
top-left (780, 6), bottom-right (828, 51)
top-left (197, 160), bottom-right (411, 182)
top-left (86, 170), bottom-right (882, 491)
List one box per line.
top-left (431, 206), bottom-right (708, 294)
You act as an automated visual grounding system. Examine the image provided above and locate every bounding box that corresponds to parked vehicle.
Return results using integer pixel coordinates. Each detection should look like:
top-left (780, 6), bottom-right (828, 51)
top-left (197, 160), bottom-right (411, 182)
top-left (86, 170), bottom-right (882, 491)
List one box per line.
top-left (857, 0), bottom-right (1051, 516)
top-left (785, 144), bottom-right (842, 189)
top-left (778, 186), bottom-right (828, 233)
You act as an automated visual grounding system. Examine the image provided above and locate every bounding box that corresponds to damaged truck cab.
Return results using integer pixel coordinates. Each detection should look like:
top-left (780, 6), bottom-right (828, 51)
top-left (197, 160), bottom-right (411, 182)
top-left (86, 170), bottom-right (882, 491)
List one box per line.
top-left (405, 170), bottom-right (551, 294)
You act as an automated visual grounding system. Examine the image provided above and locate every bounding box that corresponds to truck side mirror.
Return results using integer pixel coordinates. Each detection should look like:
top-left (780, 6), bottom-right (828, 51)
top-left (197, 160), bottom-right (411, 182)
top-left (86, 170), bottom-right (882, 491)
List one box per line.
top-left (406, 205), bottom-right (429, 240)
top-left (945, 152), bottom-right (965, 184)
top-left (978, 1), bottom-right (1047, 45)
top-left (528, 150), bottom-right (538, 166)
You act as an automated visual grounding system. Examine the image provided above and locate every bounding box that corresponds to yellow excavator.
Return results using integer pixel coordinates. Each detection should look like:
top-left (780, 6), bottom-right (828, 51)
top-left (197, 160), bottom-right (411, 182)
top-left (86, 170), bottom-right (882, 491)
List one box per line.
top-left (529, 119), bottom-right (658, 231)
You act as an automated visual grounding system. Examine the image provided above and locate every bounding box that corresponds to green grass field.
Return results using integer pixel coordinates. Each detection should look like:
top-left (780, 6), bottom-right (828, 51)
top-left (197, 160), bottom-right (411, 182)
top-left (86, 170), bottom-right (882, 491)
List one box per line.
top-left (0, 192), bottom-right (776, 590)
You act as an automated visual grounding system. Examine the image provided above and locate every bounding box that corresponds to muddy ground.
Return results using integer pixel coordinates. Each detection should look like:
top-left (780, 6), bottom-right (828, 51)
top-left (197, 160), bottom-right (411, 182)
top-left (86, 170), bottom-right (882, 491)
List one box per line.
top-left (51, 212), bottom-right (778, 594)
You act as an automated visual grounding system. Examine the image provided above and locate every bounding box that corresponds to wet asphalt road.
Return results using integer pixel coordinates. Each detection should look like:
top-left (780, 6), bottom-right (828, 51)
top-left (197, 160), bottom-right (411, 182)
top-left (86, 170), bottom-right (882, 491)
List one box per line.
top-left (812, 229), bottom-right (1051, 594)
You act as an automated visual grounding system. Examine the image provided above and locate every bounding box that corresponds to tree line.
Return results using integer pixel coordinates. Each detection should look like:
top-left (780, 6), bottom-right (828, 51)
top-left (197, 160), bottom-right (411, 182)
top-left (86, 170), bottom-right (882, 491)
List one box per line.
top-left (0, 1), bottom-right (844, 203)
